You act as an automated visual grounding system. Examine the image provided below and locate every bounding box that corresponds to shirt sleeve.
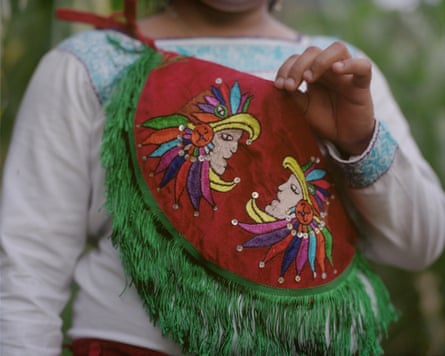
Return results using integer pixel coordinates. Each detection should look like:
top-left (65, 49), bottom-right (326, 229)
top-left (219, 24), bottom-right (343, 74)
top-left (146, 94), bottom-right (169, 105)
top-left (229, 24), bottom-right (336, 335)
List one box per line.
top-left (328, 61), bottom-right (445, 270)
top-left (0, 49), bottom-right (101, 355)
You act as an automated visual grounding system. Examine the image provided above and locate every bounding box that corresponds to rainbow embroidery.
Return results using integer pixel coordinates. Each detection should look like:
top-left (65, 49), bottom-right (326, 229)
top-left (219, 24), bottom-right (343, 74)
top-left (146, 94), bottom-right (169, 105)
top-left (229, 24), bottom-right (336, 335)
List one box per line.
top-left (234, 156), bottom-right (336, 284)
top-left (140, 79), bottom-right (261, 214)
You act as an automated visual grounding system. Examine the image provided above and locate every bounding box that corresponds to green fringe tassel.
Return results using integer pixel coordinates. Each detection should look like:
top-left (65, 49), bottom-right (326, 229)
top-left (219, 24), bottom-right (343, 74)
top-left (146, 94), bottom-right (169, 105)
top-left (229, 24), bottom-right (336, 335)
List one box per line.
top-left (102, 48), bottom-right (398, 356)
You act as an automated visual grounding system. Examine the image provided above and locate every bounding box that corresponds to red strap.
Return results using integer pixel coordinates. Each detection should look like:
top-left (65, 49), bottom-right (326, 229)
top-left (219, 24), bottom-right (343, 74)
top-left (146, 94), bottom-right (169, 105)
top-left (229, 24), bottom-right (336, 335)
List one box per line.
top-left (123, 0), bottom-right (137, 35)
top-left (55, 8), bottom-right (129, 32)
top-left (55, 0), bottom-right (156, 48)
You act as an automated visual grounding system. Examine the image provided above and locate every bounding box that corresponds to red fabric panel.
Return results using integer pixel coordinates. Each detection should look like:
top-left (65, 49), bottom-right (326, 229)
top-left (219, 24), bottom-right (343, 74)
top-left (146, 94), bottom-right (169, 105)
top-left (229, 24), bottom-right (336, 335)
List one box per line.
top-left (134, 54), bottom-right (357, 290)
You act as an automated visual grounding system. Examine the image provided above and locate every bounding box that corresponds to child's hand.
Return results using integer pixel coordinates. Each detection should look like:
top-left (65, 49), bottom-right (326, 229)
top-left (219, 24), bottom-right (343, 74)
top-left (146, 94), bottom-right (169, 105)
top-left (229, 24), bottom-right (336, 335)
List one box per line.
top-left (274, 41), bottom-right (375, 156)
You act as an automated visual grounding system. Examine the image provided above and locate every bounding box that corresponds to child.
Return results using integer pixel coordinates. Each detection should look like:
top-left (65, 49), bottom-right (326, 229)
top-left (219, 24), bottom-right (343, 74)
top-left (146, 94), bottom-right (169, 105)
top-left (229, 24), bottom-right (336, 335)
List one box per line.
top-left (1, 1), bottom-right (444, 355)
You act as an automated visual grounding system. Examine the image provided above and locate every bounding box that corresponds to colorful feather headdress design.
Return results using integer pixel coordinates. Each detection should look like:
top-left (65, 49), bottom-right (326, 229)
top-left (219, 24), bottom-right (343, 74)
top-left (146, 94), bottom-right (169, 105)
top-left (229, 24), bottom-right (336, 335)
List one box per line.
top-left (235, 156), bottom-right (336, 284)
top-left (140, 80), bottom-right (261, 213)
top-left (58, 2), bottom-right (397, 355)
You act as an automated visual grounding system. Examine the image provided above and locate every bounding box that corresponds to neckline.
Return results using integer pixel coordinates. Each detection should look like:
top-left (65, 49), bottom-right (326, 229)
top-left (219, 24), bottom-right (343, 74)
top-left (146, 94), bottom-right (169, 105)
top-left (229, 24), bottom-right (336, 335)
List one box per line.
top-left (148, 34), bottom-right (308, 49)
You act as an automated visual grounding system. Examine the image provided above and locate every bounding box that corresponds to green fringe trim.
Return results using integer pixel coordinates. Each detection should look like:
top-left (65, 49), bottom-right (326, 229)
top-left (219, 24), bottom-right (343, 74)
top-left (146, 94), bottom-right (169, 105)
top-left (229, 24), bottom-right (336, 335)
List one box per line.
top-left (102, 49), bottom-right (398, 355)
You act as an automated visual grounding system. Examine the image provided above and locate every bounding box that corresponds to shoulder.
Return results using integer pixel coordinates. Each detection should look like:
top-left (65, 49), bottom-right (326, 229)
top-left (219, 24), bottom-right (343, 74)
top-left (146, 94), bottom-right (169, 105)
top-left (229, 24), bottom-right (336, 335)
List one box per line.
top-left (56, 30), bottom-right (145, 103)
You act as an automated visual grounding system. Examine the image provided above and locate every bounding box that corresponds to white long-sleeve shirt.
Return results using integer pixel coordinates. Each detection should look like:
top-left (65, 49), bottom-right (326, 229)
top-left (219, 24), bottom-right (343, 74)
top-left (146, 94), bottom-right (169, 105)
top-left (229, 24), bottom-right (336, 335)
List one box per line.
top-left (1, 30), bottom-right (444, 356)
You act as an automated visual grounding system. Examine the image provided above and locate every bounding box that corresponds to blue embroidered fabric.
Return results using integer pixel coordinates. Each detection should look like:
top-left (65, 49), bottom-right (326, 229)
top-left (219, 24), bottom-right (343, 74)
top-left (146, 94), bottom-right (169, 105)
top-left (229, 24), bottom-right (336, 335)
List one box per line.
top-left (58, 31), bottom-right (144, 104)
top-left (157, 36), bottom-right (358, 75)
top-left (57, 30), bottom-right (343, 103)
top-left (336, 121), bottom-right (398, 188)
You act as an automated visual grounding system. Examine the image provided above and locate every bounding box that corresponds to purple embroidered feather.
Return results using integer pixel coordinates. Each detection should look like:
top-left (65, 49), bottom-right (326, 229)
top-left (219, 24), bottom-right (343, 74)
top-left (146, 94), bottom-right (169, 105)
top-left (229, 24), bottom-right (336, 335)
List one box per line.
top-left (155, 146), bottom-right (183, 174)
top-left (243, 227), bottom-right (290, 248)
top-left (204, 95), bottom-right (220, 106)
top-left (198, 103), bottom-right (215, 113)
top-left (280, 237), bottom-right (302, 276)
top-left (187, 161), bottom-right (202, 211)
top-left (296, 238), bottom-right (309, 275)
top-left (160, 155), bottom-right (185, 187)
top-left (211, 86), bottom-right (225, 105)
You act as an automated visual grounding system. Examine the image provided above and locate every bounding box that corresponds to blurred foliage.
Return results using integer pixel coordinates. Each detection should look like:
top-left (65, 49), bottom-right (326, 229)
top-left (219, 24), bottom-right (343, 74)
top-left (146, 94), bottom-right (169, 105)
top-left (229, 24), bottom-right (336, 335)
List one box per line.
top-left (1, 0), bottom-right (444, 355)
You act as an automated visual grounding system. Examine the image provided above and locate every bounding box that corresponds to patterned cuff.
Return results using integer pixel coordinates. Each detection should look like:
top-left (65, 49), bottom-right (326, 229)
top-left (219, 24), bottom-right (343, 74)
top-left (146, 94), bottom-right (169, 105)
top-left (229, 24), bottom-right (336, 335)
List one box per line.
top-left (327, 121), bottom-right (398, 188)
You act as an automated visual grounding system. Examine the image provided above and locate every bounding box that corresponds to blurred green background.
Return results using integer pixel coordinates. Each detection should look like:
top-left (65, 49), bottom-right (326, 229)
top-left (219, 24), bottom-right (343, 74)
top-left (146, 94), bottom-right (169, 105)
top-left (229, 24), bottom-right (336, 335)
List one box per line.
top-left (1, 0), bottom-right (444, 355)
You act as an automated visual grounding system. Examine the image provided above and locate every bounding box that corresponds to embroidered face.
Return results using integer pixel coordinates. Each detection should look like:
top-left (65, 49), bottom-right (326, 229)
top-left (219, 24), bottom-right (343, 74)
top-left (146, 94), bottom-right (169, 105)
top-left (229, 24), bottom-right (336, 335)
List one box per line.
top-left (209, 128), bottom-right (243, 175)
top-left (234, 156), bottom-right (335, 284)
top-left (141, 80), bottom-right (261, 213)
top-left (265, 174), bottom-right (304, 219)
